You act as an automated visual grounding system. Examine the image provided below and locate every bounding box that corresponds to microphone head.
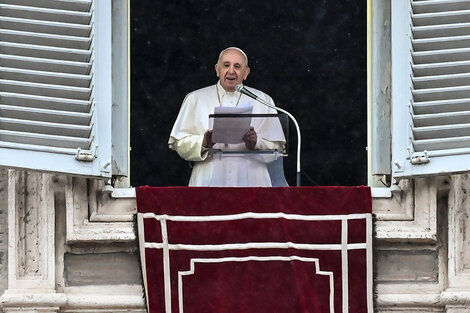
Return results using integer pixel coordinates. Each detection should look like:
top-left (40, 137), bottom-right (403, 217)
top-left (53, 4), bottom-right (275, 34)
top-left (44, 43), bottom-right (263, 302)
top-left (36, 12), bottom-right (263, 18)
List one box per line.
top-left (236, 84), bottom-right (258, 100)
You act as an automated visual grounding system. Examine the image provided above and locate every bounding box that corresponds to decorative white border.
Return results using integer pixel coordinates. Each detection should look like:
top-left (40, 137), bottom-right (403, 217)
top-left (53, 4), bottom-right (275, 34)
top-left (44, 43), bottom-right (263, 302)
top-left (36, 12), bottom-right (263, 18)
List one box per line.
top-left (141, 212), bottom-right (369, 222)
top-left (145, 242), bottom-right (366, 251)
top-left (341, 219), bottom-right (349, 313)
top-left (178, 256), bottom-right (335, 313)
top-left (138, 212), bottom-right (373, 313)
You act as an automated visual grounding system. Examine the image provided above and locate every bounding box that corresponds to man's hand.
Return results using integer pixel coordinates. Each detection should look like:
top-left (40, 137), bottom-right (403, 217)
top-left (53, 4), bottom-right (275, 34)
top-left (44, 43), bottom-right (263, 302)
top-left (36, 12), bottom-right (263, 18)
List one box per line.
top-left (243, 127), bottom-right (257, 150)
top-left (202, 130), bottom-right (214, 148)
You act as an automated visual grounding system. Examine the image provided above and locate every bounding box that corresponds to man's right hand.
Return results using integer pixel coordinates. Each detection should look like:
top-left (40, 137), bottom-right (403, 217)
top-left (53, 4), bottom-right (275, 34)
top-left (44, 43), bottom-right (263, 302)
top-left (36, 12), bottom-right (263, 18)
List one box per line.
top-left (202, 130), bottom-right (214, 148)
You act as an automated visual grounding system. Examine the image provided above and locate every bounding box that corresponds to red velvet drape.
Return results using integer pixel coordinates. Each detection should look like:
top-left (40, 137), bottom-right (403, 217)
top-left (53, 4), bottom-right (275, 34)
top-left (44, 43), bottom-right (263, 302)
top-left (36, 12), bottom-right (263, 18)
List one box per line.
top-left (136, 186), bottom-right (372, 313)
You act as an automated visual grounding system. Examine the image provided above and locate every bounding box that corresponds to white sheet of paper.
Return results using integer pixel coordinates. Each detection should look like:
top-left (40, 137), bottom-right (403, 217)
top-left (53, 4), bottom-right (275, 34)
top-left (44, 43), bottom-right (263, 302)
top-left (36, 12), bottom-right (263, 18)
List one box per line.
top-left (210, 104), bottom-right (253, 144)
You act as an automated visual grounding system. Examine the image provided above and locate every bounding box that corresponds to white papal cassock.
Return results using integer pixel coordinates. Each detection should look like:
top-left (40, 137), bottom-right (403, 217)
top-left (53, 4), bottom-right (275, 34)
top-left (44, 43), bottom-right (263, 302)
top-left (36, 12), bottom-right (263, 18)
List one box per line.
top-left (169, 81), bottom-right (286, 187)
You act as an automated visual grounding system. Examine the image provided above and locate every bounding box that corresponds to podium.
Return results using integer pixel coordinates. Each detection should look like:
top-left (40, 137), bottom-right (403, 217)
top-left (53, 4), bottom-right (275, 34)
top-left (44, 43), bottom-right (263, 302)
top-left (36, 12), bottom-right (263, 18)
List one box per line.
top-left (209, 149), bottom-right (289, 187)
top-left (208, 113), bottom-right (289, 187)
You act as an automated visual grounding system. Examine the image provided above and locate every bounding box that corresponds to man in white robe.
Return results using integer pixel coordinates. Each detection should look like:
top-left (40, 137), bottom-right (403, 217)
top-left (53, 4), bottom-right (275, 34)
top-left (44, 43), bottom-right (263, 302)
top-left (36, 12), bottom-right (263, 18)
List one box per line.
top-left (168, 47), bottom-right (286, 186)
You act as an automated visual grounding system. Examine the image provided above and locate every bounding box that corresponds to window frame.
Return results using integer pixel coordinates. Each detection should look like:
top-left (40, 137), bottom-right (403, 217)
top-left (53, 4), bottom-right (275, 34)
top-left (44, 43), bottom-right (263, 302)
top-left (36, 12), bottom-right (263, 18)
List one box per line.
top-left (369, 0), bottom-right (470, 181)
top-left (0, 0), bottom-right (129, 179)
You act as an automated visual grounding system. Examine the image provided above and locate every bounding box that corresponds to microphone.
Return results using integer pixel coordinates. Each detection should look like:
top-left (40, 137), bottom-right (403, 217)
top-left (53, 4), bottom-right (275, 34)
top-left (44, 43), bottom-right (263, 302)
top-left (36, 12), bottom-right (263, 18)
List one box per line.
top-left (236, 84), bottom-right (259, 100)
top-left (236, 84), bottom-right (302, 186)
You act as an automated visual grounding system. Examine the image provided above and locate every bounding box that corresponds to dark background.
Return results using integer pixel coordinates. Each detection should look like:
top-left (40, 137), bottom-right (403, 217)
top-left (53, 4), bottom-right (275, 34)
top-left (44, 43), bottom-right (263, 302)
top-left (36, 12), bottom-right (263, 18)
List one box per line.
top-left (130, 1), bottom-right (367, 187)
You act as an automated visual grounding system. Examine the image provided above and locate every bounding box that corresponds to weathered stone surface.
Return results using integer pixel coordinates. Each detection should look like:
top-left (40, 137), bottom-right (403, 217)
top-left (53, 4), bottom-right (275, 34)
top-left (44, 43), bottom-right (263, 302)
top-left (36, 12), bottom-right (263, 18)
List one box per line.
top-left (376, 249), bottom-right (438, 283)
top-left (447, 174), bottom-right (470, 291)
top-left (64, 253), bottom-right (142, 286)
top-left (0, 168), bottom-right (8, 296)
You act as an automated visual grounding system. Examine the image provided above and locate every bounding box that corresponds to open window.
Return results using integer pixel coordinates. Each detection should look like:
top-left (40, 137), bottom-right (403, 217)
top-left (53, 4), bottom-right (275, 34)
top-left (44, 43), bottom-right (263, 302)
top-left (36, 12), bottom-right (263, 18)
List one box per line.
top-left (390, 0), bottom-right (470, 179)
top-left (0, 0), bottom-right (129, 178)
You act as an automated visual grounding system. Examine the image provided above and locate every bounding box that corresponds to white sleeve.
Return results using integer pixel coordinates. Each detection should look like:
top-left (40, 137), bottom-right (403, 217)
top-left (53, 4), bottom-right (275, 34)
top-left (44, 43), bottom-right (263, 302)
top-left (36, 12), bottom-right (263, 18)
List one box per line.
top-left (168, 91), bottom-right (212, 161)
top-left (171, 135), bottom-right (209, 161)
top-left (256, 137), bottom-right (285, 152)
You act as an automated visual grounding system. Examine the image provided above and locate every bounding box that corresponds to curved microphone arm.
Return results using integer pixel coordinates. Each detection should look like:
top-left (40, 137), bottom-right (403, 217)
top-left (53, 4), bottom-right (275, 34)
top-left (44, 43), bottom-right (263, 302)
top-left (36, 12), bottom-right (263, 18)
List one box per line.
top-left (236, 84), bottom-right (301, 186)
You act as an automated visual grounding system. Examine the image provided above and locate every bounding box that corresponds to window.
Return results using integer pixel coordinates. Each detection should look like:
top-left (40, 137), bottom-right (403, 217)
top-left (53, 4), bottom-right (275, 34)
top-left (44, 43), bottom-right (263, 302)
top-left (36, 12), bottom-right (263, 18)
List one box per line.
top-left (390, 0), bottom-right (470, 179)
top-left (0, 0), bottom-right (129, 178)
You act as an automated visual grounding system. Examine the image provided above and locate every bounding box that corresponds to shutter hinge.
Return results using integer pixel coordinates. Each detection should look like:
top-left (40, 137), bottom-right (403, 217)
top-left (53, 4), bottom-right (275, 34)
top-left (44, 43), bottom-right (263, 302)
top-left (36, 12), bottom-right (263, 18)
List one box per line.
top-left (410, 150), bottom-right (430, 165)
top-left (75, 148), bottom-right (96, 162)
top-left (100, 161), bottom-right (111, 174)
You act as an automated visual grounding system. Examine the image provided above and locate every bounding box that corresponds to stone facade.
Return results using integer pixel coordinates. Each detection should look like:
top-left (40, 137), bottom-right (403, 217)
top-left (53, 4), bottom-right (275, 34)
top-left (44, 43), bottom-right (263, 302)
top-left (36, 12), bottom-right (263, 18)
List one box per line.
top-left (0, 169), bottom-right (8, 298)
top-left (373, 175), bottom-right (470, 312)
top-left (0, 169), bottom-right (145, 313)
top-left (0, 168), bottom-right (469, 312)
top-left (3, 0), bottom-right (466, 311)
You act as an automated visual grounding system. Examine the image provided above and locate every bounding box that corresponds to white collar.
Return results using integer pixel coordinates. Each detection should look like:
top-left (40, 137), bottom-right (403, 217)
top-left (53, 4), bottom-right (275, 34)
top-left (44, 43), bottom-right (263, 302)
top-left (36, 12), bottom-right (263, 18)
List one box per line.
top-left (216, 80), bottom-right (240, 97)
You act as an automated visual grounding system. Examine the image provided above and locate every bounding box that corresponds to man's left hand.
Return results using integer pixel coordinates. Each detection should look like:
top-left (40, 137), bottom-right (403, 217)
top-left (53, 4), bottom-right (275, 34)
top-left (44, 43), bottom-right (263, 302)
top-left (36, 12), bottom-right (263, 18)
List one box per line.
top-left (243, 127), bottom-right (257, 150)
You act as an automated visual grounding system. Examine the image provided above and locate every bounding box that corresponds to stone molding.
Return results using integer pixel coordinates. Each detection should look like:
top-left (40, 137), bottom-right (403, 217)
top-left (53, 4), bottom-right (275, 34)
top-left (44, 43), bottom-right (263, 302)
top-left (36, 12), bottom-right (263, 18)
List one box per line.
top-left (88, 180), bottom-right (136, 222)
top-left (1, 291), bottom-right (67, 313)
top-left (448, 174), bottom-right (470, 290)
top-left (62, 286), bottom-right (145, 313)
top-left (377, 291), bottom-right (470, 311)
top-left (373, 177), bottom-right (437, 242)
top-left (7, 171), bottom-right (55, 289)
top-left (1, 171), bottom-right (63, 312)
top-left (376, 293), bottom-right (442, 308)
top-left (0, 170), bottom-right (145, 312)
top-left (6, 169), bottom-right (470, 312)
top-left (65, 177), bottom-right (135, 243)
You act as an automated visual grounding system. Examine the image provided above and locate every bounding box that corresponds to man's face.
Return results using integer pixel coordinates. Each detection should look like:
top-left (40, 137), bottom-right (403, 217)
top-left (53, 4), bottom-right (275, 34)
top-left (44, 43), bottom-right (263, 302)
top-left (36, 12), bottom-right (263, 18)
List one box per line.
top-left (215, 49), bottom-right (250, 92)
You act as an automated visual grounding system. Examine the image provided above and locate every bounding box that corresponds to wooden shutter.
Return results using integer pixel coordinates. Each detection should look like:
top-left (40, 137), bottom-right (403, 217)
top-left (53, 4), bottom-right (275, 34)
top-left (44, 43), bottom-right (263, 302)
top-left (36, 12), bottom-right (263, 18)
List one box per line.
top-left (0, 0), bottom-right (126, 178)
top-left (392, 0), bottom-right (470, 178)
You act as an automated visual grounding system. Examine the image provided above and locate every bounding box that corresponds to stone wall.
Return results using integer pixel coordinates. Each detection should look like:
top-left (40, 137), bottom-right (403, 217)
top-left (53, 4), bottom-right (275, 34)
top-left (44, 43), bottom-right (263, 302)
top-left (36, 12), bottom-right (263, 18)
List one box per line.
top-left (1, 168), bottom-right (470, 312)
top-left (0, 171), bottom-right (145, 313)
top-left (374, 175), bottom-right (470, 312)
top-left (0, 169), bottom-right (8, 300)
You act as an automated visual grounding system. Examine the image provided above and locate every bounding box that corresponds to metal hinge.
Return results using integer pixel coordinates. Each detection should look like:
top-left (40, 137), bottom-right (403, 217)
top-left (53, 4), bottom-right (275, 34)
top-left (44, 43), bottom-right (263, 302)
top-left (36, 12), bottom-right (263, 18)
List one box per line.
top-left (410, 150), bottom-right (430, 165)
top-left (75, 148), bottom-right (96, 161)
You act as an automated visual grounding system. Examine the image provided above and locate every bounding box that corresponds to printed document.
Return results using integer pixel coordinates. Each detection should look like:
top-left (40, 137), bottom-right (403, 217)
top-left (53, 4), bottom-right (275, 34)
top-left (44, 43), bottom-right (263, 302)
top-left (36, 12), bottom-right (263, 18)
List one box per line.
top-left (210, 103), bottom-right (253, 144)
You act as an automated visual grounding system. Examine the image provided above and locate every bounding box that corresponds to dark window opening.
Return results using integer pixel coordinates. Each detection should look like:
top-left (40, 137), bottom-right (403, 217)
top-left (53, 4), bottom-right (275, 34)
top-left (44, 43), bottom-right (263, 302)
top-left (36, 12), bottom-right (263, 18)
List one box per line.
top-left (130, 1), bottom-right (367, 186)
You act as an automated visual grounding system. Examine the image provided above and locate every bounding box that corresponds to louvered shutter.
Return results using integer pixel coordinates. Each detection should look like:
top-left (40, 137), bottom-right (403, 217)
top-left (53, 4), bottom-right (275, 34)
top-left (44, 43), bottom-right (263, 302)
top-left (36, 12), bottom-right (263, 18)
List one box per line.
top-left (0, 0), bottom-right (127, 178)
top-left (392, 0), bottom-right (470, 178)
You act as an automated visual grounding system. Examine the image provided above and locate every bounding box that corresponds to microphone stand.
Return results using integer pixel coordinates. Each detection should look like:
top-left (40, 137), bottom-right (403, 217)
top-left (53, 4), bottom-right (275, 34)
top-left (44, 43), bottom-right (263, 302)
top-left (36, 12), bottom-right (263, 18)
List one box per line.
top-left (236, 85), bottom-right (302, 186)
